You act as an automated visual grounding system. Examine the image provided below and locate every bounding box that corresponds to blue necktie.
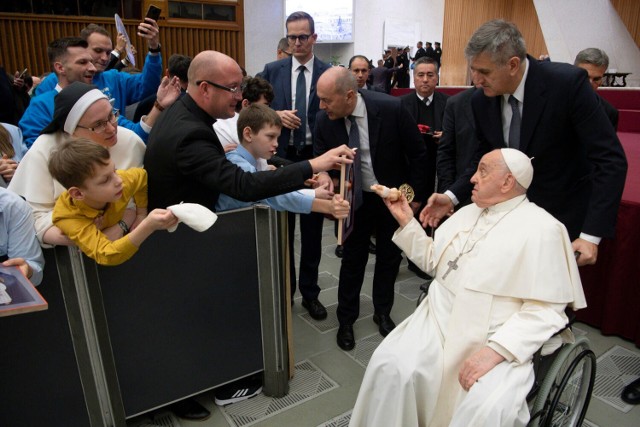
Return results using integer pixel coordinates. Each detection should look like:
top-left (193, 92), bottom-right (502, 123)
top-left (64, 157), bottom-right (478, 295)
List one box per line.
top-left (347, 115), bottom-right (363, 210)
top-left (294, 65), bottom-right (307, 150)
top-left (508, 95), bottom-right (521, 149)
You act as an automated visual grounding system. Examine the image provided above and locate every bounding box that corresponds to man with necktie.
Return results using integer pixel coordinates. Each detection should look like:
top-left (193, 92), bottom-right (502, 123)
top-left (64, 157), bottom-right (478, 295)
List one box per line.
top-left (422, 19), bottom-right (627, 268)
top-left (259, 11), bottom-right (332, 320)
top-left (314, 67), bottom-right (428, 350)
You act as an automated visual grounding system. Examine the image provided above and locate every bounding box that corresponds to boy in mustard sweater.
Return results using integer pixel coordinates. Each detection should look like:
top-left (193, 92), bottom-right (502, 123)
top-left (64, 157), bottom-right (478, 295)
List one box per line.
top-left (49, 138), bottom-right (177, 265)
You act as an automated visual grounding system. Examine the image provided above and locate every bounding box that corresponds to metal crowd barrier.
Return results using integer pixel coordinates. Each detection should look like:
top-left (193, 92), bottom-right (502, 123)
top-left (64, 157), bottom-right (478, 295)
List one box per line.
top-left (0, 206), bottom-right (289, 426)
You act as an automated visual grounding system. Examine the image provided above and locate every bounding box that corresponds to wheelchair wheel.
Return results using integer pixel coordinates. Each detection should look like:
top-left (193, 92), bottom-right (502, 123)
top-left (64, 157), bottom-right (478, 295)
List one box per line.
top-left (530, 336), bottom-right (596, 427)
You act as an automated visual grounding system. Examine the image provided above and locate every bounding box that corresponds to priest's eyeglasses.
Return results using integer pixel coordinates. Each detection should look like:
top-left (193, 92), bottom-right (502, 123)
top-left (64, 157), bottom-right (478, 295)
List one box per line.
top-left (76, 110), bottom-right (120, 134)
top-left (196, 80), bottom-right (241, 94)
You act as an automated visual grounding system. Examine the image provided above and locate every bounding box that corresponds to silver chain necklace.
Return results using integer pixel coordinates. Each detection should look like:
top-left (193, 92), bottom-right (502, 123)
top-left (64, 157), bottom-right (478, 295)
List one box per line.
top-left (441, 198), bottom-right (526, 280)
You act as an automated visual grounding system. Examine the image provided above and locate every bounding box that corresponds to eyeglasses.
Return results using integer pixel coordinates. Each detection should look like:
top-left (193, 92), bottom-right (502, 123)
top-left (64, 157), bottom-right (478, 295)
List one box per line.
top-left (286, 34), bottom-right (312, 43)
top-left (196, 80), bottom-right (241, 94)
top-left (76, 110), bottom-right (119, 134)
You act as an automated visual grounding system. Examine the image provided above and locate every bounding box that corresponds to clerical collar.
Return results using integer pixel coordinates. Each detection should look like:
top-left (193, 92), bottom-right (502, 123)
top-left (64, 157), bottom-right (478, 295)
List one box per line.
top-left (292, 55), bottom-right (314, 73)
top-left (503, 57), bottom-right (529, 105)
top-left (486, 194), bottom-right (527, 213)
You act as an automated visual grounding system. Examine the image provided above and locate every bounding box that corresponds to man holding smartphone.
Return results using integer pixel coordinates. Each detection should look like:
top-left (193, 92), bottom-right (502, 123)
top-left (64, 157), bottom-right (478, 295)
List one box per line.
top-left (33, 17), bottom-right (164, 143)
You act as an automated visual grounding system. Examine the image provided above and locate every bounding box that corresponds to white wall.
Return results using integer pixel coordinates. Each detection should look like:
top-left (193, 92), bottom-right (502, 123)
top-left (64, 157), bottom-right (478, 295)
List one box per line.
top-left (244, 0), bottom-right (445, 75)
top-left (243, 0), bottom-right (286, 76)
top-left (534, 0), bottom-right (640, 87)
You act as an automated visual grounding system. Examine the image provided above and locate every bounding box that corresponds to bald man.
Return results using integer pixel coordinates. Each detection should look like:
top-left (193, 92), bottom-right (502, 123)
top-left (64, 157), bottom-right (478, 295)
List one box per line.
top-left (145, 50), bottom-right (353, 211)
top-left (314, 67), bottom-right (428, 350)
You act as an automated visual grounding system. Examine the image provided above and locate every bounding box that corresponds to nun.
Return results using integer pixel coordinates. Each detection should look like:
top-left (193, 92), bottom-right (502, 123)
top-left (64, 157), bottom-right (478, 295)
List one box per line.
top-left (8, 82), bottom-right (145, 245)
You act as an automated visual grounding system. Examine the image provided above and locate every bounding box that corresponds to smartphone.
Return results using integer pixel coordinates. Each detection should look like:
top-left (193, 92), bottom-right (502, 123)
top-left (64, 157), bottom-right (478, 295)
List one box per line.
top-left (146, 5), bottom-right (161, 21)
top-left (18, 68), bottom-right (28, 79)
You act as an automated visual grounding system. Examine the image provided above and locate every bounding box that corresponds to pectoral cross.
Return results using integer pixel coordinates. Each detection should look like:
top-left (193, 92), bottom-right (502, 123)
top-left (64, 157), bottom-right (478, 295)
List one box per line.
top-left (442, 256), bottom-right (459, 280)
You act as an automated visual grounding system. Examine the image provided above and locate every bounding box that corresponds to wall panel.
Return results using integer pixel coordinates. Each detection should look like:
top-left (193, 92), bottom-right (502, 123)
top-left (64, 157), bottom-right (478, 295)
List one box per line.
top-left (0, 10), bottom-right (245, 79)
top-left (441, 0), bottom-right (547, 86)
top-left (611, 0), bottom-right (640, 49)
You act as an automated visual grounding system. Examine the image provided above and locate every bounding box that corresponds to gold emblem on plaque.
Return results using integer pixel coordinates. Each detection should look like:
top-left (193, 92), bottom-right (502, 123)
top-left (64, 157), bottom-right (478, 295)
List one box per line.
top-left (399, 183), bottom-right (415, 203)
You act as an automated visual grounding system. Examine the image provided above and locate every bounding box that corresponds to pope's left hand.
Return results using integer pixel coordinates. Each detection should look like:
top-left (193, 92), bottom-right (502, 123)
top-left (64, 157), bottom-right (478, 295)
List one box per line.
top-left (458, 347), bottom-right (505, 391)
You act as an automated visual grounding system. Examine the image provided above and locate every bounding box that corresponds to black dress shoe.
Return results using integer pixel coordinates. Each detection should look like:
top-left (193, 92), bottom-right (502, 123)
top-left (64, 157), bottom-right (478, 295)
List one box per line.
top-left (368, 240), bottom-right (376, 254)
top-left (302, 298), bottom-right (328, 320)
top-left (408, 260), bottom-right (432, 280)
top-left (373, 313), bottom-right (396, 337)
top-left (170, 398), bottom-right (211, 421)
top-left (622, 377), bottom-right (640, 404)
top-left (335, 245), bottom-right (344, 258)
top-left (337, 324), bottom-right (355, 351)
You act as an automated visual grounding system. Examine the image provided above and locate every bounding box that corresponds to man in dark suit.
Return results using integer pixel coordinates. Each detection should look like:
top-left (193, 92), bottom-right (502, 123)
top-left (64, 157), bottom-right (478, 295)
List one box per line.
top-left (423, 19), bottom-right (627, 267)
top-left (400, 56), bottom-right (448, 279)
top-left (411, 41), bottom-right (427, 63)
top-left (314, 67), bottom-right (428, 350)
top-left (574, 48), bottom-right (618, 129)
top-left (436, 86), bottom-right (479, 203)
top-left (434, 42), bottom-right (443, 69)
top-left (424, 42), bottom-right (436, 60)
top-left (349, 55), bottom-right (383, 92)
top-left (258, 11), bottom-right (332, 320)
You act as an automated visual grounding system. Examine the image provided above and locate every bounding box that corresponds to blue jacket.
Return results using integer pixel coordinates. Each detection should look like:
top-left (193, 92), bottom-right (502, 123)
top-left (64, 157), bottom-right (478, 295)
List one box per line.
top-left (30, 53), bottom-right (162, 143)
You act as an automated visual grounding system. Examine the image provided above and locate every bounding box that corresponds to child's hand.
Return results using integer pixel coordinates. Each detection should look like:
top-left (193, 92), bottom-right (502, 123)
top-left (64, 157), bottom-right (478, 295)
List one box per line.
top-left (314, 182), bottom-right (334, 200)
top-left (330, 194), bottom-right (350, 219)
top-left (145, 209), bottom-right (179, 230)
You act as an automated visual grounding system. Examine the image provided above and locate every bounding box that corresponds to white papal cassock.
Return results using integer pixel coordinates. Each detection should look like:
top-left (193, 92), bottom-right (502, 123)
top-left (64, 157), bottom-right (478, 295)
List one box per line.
top-left (349, 195), bottom-right (586, 427)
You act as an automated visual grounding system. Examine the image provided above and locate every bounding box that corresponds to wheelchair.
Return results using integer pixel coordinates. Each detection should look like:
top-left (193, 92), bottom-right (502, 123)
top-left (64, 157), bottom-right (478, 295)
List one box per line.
top-left (416, 284), bottom-right (597, 427)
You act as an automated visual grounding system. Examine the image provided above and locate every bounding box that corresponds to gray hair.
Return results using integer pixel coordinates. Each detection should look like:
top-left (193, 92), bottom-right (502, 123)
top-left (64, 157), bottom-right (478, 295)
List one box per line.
top-left (414, 56), bottom-right (439, 73)
top-left (277, 37), bottom-right (289, 52)
top-left (465, 20), bottom-right (526, 65)
top-left (574, 48), bottom-right (609, 68)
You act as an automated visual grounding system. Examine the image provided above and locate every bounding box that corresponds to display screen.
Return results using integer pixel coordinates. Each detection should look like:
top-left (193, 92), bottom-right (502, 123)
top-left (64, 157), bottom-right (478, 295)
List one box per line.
top-left (285, 0), bottom-right (353, 43)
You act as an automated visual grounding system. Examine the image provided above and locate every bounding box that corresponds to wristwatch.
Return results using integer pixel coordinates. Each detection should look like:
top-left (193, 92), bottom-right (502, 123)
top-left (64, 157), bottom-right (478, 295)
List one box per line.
top-left (148, 43), bottom-right (162, 53)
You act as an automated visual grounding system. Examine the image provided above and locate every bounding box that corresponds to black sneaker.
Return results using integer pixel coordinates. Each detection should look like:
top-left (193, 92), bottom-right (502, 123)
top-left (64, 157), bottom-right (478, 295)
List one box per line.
top-left (214, 375), bottom-right (263, 406)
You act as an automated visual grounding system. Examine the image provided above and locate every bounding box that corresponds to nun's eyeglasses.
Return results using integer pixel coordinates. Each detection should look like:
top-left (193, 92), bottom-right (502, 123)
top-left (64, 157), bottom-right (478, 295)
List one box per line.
top-left (76, 110), bottom-right (119, 134)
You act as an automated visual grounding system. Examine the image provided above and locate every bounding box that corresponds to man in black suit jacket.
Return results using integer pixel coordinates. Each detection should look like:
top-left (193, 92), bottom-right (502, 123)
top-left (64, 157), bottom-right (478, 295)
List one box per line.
top-left (314, 67), bottom-right (428, 350)
top-left (412, 41), bottom-right (427, 63)
top-left (400, 57), bottom-right (449, 198)
top-left (574, 48), bottom-right (619, 129)
top-left (400, 57), bottom-right (448, 279)
top-left (348, 54), bottom-right (384, 93)
top-left (145, 50), bottom-right (353, 212)
top-left (258, 11), bottom-right (333, 320)
top-left (436, 87), bottom-right (479, 202)
top-left (423, 20), bottom-right (627, 267)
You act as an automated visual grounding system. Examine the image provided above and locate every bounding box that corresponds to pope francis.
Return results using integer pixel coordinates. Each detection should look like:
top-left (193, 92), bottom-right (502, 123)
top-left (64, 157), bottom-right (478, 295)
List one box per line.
top-left (349, 148), bottom-right (587, 427)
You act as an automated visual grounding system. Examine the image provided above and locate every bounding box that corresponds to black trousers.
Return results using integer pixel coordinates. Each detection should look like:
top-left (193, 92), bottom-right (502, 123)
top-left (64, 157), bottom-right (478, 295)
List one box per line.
top-left (337, 191), bottom-right (403, 325)
top-left (286, 145), bottom-right (323, 301)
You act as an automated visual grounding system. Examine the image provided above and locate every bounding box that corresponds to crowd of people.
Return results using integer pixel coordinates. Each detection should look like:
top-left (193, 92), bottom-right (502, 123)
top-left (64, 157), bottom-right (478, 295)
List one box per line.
top-left (0, 9), bottom-right (633, 426)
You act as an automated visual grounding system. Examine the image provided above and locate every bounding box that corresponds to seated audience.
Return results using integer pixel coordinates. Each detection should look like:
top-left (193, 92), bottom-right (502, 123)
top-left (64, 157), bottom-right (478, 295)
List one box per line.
top-left (216, 104), bottom-right (350, 218)
top-left (350, 149), bottom-right (586, 426)
top-left (0, 187), bottom-right (44, 285)
top-left (9, 82), bottom-right (146, 246)
top-left (48, 138), bottom-right (177, 266)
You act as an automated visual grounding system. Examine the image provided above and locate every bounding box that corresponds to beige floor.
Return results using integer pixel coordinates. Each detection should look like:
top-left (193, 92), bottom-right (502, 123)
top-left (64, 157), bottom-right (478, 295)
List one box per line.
top-left (132, 220), bottom-right (640, 427)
